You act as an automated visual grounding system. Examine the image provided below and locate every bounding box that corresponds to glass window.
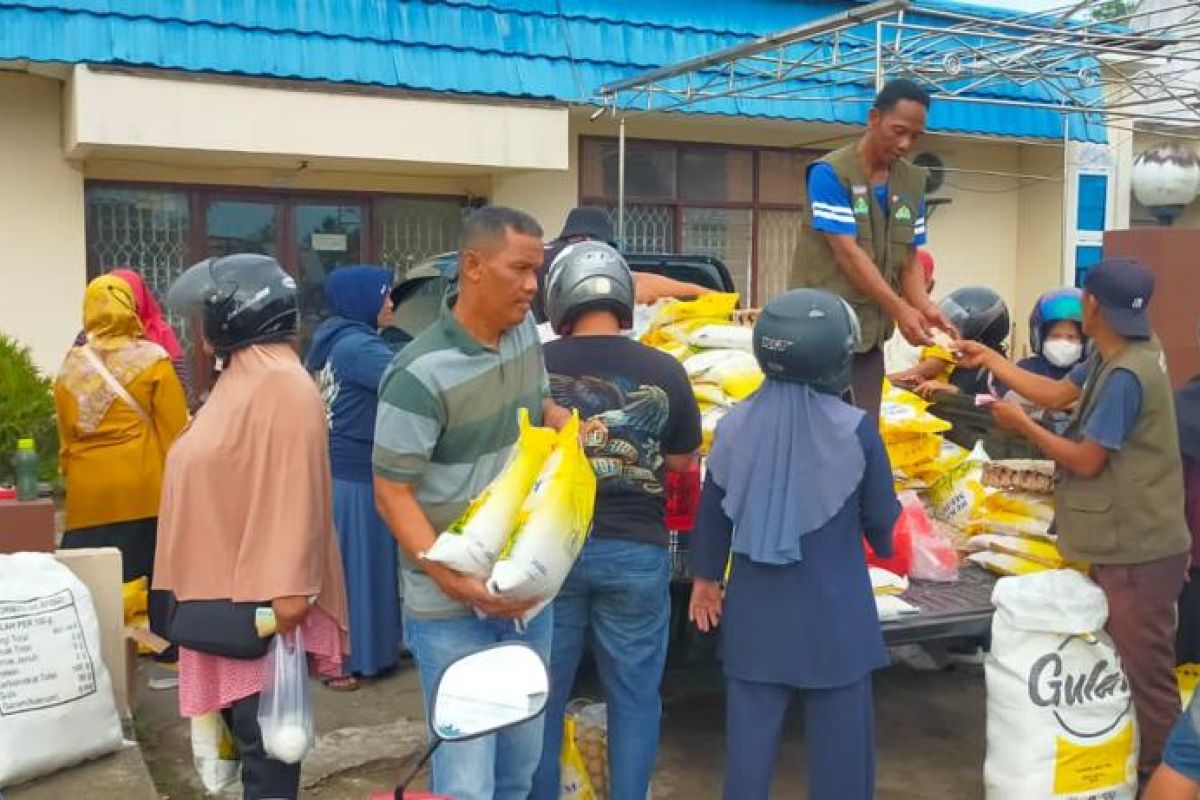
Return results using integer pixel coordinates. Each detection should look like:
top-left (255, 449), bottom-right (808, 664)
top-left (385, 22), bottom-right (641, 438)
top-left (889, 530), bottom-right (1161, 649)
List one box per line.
top-left (581, 139), bottom-right (676, 200)
top-left (759, 150), bottom-right (811, 205)
top-left (85, 185), bottom-right (191, 340)
top-left (679, 148), bottom-right (753, 203)
top-left (294, 202), bottom-right (365, 351)
top-left (605, 205), bottom-right (675, 253)
top-left (682, 208), bottom-right (753, 298)
top-left (205, 200), bottom-right (279, 257)
top-left (375, 197), bottom-right (467, 276)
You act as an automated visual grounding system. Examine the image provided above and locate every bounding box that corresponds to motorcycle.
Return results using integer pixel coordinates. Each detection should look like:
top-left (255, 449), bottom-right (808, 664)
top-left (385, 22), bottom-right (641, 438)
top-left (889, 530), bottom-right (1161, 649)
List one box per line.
top-left (370, 642), bottom-right (549, 800)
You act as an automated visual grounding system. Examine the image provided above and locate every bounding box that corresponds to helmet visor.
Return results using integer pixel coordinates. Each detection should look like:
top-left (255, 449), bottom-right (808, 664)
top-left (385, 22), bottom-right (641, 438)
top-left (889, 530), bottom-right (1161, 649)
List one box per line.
top-left (166, 259), bottom-right (219, 317)
top-left (1039, 290), bottom-right (1083, 324)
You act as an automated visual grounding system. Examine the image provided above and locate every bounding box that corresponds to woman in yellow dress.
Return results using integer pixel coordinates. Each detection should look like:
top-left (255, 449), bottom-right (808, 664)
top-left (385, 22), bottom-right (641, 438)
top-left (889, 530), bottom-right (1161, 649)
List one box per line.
top-left (55, 275), bottom-right (189, 650)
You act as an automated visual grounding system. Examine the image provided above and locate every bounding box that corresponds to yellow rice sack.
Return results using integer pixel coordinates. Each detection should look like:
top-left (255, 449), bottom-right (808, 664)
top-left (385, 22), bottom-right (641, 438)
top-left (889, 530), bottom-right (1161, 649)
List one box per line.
top-left (426, 409), bottom-right (558, 577)
top-left (966, 534), bottom-right (1065, 569)
top-left (978, 491), bottom-right (1056, 524)
top-left (967, 551), bottom-right (1049, 576)
top-left (651, 293), bottom-right (739, 326)
top-left (489, 413), bottom-right (598, 623)
top-left (691, 383), bottom-right (734, 408)
top-left (928, 446), bottom-right (989, 526)
top-left (880, 383), bottom-right (952, 442)
top-left (886, 434), bottom-right (943, 470)
top-left (965, 510), bottom-right (1054, 542)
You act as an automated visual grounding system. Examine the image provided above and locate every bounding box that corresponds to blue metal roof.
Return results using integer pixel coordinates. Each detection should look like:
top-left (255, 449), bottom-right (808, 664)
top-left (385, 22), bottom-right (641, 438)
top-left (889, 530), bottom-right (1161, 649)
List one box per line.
top-left (0, 0), bottom-right (1105, 141)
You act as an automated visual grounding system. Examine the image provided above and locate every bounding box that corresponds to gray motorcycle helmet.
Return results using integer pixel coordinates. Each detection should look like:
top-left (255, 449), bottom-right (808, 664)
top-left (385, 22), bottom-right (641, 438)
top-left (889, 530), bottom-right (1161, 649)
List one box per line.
top-left (752, 289), bottom-right (862, 395)
top-left (544, 241), bottom-right (635, 335)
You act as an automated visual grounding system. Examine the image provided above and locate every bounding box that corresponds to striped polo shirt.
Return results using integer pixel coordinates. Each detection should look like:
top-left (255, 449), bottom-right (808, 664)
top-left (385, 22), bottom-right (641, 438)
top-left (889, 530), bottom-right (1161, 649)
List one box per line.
top-left (373, 301), bottom-right (548, 619)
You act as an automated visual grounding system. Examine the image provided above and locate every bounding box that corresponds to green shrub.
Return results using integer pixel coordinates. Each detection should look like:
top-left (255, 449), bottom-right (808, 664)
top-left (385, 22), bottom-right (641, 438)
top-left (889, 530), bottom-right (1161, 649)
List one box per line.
top-left (0, 331), bottom-right (59, 484)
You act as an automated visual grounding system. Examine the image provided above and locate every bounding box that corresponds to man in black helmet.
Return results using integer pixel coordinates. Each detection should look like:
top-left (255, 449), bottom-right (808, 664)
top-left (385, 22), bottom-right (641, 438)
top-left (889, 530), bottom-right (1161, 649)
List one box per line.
top-left (791, 78), bottom-right (955, 417)
top-left (530, 241), bottom-right (701, 800)
top-left (535, 207), bottom-right (617, 323)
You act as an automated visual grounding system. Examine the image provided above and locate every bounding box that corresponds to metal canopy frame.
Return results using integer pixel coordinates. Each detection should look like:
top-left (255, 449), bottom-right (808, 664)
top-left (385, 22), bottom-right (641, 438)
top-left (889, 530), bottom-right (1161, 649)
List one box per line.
top-left (594, 0), bottom-right (1200, 243)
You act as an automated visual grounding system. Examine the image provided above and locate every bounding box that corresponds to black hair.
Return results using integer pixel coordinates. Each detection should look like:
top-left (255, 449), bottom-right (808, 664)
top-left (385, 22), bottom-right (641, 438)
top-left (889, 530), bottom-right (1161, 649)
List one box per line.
top-left (874, 78), bottom-right (932, 112)
top-left (460, 205), bottom-right (543, 251)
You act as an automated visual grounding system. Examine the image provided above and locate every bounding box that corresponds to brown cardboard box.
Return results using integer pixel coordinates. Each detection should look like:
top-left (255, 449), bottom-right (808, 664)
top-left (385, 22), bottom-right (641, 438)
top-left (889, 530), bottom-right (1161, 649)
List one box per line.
top-left (0, 498), bottom-right (56, 554)
top-left (53, 547), bottom-right (131, 718)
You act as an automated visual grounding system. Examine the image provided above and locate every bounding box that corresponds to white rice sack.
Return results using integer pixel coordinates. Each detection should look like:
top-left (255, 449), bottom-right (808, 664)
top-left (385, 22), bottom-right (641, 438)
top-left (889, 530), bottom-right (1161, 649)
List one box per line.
top-left (687, 324), bottom-right (754, 352)
top-left (0, 553), bottom-right (123, 788)
top-left (985, 571), bottom-right (1138, 799)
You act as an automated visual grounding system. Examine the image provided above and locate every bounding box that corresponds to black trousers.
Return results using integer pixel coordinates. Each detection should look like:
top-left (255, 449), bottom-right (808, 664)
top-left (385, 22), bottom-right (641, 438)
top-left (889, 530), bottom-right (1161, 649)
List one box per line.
top-left (221, 692), bottom-right (302, 800)
top-left (850, 347), bottom-right (886, 420)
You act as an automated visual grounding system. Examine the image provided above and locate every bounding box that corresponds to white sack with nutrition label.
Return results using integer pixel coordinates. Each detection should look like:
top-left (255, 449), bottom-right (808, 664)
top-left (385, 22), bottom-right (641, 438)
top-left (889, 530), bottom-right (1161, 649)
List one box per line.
top-left (985, 570), bottom-right (1138, 800)
top-left (0, 553), bottom-right (123, 788)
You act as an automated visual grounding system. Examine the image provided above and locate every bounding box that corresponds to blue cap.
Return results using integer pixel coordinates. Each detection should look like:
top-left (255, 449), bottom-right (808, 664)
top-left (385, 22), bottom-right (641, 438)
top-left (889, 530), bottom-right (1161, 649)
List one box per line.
top-left (1084, 258), bottom-right (1154, 339)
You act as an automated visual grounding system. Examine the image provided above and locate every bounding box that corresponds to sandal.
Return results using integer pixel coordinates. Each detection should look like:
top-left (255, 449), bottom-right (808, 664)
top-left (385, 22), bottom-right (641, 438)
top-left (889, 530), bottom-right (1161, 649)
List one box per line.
top-left (321, 675), bottom-right (361, 692)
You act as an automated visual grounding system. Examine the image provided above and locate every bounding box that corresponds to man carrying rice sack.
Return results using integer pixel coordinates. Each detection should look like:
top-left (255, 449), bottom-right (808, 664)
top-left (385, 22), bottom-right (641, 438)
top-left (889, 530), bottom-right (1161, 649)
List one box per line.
top-left (372, 207), bottom-right (575, 800)
top-left (958, 257), bottom-right (1191, 782)
top-left (530, 242), bottom-right (702, 800)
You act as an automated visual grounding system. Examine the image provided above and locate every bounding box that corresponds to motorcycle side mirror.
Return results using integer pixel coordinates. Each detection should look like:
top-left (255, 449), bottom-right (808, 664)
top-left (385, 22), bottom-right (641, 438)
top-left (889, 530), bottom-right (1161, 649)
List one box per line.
top-left (431, 642), bottom-right (549, 741)
top-left (379, 643), bottom-right (549, 800)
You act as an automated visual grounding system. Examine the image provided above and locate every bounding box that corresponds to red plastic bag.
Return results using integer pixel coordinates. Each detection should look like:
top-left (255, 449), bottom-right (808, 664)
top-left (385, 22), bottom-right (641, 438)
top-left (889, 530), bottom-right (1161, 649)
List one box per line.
top-left (900, 492), bottom-right (960, 582)
top-left (865, 506), bottom-right (914, 576)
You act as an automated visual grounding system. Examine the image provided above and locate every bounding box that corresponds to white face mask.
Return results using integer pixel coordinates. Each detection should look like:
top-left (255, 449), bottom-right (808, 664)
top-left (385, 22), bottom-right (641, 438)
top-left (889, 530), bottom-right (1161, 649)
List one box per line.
top-left (1043, 338), bottom-right (1083, 368)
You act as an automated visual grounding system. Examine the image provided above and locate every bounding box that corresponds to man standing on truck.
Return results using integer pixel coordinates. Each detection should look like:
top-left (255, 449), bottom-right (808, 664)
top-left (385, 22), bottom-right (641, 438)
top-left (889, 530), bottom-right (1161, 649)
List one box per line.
top-left (957, 258), bottom-right (1191, 782)
top-left (792, 78), bottom-right (954, 417)
top-left (530, 241), bottom-right (702, 800)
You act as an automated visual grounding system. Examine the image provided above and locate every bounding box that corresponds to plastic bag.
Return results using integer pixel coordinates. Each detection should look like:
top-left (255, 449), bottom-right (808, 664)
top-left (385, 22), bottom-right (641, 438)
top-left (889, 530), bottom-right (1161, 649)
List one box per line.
top-left (191, 712), bottom-right (240, 794)
top-left (560, 714), bottom-right (596, 800)
top-left (869, 566), bottom-right (909, 596)
top-left (903, 493), bottom-right (960, 582)
top-left (568, 701), bottom-right (609, 799)
top-left (967, 534), bottom-right (1066, 569)
top-left (968, 551), bottom-right (1049, 577)
top-left (928, 443), bottom-right (990, 526)
top-left (426, 408), bottom-right (558, 577)
top-left (257, 629), bottom-right (315, 765)
top-left (489, 413), bottom-right (597, 623)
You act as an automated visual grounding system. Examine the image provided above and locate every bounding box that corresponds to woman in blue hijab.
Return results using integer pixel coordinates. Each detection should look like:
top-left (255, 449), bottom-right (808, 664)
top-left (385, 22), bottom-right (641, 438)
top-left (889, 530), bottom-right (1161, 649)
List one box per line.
top-left (689, 289), bottom-right (900, 800)
top-left (305, 265), bottom-right (399, 689)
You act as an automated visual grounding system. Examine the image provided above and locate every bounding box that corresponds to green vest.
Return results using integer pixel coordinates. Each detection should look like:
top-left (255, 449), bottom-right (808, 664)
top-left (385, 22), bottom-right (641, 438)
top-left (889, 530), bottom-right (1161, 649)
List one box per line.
top-left (1055, 338), bottom-right (1190, 565)
top-left (790, 144), bottom-right (927, 352)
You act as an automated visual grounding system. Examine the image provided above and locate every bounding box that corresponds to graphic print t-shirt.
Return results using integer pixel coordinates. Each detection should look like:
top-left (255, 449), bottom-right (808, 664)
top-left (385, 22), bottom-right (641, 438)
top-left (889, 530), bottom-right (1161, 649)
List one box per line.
top-left (545, 335), bottom-right (702, 547)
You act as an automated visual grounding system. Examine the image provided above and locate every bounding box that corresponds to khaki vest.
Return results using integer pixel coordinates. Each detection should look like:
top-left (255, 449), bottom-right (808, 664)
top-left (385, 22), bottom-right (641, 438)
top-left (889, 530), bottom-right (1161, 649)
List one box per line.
top-left (1055, 339), bottom-right (1190, 565)
top-left (790, 144), bottom-right (927, 352)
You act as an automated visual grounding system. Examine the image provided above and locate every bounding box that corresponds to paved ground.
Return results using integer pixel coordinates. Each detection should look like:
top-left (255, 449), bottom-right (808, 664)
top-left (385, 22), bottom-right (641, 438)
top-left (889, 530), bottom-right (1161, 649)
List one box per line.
top-left (131, 653), bottom-right (986, 799)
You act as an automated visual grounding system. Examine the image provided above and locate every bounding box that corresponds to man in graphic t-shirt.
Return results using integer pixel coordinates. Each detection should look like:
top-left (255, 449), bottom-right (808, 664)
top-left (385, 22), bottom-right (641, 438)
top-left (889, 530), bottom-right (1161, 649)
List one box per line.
top-left (529, 241), bottom-right (702, 800)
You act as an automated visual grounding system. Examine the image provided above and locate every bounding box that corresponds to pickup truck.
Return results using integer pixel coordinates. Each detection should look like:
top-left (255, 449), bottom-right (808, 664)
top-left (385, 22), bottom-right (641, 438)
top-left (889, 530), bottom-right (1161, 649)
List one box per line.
top-left (387, 252), bottom-right (996, 664)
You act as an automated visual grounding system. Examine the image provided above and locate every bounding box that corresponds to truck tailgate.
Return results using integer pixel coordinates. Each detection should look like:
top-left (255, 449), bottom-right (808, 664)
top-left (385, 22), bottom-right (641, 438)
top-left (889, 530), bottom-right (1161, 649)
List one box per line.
top-left (881, 566), bottom-right (997, 646)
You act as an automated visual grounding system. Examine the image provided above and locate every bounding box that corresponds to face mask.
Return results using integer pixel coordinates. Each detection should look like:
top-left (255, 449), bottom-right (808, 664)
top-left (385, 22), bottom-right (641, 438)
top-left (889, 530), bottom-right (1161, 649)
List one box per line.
top-left (1043, 338), bottom-right (1083, 368)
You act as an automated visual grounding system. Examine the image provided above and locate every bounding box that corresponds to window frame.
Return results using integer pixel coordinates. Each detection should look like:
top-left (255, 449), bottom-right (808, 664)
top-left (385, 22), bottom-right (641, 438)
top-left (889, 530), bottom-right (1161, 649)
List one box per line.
top-left (577, 136), bottom-right (819, 306)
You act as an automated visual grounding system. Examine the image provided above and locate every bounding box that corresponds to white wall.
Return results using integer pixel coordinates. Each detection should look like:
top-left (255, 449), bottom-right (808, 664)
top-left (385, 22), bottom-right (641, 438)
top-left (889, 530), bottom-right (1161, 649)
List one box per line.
top-left (0, 72), bottom-right (86, 375)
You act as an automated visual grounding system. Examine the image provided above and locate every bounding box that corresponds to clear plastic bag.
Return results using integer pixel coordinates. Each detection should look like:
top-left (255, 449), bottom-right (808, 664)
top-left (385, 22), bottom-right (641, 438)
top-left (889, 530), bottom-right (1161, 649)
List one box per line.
top-left (256, 628), bottom-right (315, 765)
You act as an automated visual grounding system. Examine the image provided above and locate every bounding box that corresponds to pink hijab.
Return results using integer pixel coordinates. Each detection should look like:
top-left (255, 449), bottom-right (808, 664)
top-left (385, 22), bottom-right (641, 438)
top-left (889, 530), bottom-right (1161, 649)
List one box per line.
top-left (110, 269), bottom-right (184, 360)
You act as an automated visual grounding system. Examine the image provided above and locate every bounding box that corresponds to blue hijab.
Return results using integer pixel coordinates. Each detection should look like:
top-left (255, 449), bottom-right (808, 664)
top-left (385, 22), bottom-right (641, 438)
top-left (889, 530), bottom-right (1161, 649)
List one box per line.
top-left (325, 266), bottom-right (392, 326)
top-left (706, 380), bottom-right (866, 566)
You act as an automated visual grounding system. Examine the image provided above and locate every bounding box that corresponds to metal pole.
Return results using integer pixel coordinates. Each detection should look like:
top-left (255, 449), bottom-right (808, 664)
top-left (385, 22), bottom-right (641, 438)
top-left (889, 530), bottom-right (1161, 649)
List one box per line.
top-left (618, 115), bottom-right (627, 248)
top-left (874, 20), bottom-right (885, 92)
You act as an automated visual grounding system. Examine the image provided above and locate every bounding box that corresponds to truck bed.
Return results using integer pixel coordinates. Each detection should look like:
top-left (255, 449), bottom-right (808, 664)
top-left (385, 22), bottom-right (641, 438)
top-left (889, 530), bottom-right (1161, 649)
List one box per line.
top-left (880, 566), bottom-right (997, 646)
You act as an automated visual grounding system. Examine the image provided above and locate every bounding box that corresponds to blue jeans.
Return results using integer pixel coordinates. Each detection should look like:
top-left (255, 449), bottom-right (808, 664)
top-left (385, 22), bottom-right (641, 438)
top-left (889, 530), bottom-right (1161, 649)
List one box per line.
top-left (404, 609), bottom-right (553, 800)
top-left (530, 537), bottom-right (671, 800)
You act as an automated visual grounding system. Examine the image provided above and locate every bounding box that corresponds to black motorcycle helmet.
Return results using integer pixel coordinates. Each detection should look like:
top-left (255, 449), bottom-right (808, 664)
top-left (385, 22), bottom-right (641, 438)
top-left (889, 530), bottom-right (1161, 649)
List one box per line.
top-left (752, 289), bottom-right (861, 396)
top-left (166, 254), bottom-right (299, 354)
top-left (544, 241), bottom-right (635, 335)
top-left (939, 286), bottom-right (1010, 352)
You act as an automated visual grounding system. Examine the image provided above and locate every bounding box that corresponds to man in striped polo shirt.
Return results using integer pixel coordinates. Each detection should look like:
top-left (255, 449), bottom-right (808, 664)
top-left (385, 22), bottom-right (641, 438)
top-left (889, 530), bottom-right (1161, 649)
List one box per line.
top-left (373, 206), bottom-right (570, 800)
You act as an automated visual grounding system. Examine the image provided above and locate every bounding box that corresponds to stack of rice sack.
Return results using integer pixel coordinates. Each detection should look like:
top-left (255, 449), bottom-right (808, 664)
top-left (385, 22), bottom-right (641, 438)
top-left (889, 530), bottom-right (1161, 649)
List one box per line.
top-left (964, 460), bottom-right (1075, 577)
top-left (879, 382), bottom-right (962, 491)
top-left (425, 409), bottom-right (596, 623)
top-left (639, 293), bottom-right (763, 454)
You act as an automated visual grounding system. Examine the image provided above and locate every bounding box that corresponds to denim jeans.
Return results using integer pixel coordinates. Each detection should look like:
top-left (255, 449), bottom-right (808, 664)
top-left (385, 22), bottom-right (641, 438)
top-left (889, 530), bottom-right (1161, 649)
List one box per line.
top-left (530, 537), bottom-right (671, 800)
top-left (404, 608), bottom-right (553, 800)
